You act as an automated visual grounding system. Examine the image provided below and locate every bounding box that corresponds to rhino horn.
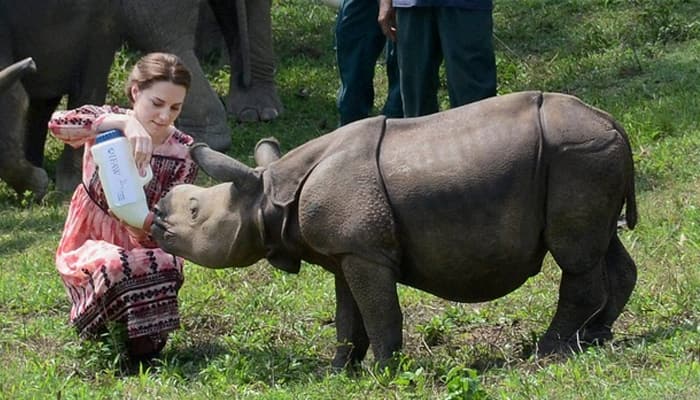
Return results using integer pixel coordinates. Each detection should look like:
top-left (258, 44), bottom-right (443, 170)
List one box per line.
top-left (0, 57), bottom-right (36, 92)
top-left (190, 142), bottom-right (260, 190)
top-left (254, 137), bottom-right (281, 167)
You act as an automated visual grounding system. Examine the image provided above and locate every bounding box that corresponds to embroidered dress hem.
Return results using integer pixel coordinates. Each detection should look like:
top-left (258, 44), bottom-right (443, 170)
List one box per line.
top-left (73, 268), bottom-right (183, 339)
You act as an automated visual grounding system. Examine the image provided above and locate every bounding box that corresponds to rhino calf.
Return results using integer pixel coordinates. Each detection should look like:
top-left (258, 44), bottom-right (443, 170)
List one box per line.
top-left (152, 91), bottom-right (637, 368)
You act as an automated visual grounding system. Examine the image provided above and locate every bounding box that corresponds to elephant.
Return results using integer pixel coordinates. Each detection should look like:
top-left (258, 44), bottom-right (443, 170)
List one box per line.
top-left (0, 0), bottom-right (230, 197)
top-left (197, 0), bottom-right (283, 122)
top-left (151, 91), bottom-right (638, 368)
top-left (0, 57), bottom-right (49, 199)
top-left (0, 58), bottom-right (35, 93)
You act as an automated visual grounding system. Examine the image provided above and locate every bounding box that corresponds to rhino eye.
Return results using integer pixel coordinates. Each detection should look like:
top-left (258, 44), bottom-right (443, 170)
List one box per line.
top-left (189, 198), bottom-right (199, 220)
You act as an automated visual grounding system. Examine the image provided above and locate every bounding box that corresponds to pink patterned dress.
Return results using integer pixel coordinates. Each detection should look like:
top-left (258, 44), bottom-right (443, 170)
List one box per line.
top-left (48, 105), bottom-right (198, 339)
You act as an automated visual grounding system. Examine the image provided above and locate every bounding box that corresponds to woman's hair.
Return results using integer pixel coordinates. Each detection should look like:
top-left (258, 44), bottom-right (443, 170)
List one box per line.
top-left (125, 52), bottom-right (191, 103)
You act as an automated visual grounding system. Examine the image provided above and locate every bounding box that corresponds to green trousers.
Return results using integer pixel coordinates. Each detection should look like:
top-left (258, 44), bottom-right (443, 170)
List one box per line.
top-left (395, 6), bottom-right (497, 117)
top-left (335, 0), bottom-right (403, 126)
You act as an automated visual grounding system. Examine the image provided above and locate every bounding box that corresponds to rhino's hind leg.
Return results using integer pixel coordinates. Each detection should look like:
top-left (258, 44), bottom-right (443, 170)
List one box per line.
top-left (538, 124), bottom-right (635, 355)
top-left (579, 235), bottom-right (637, 345)
top-left (537, 257), bottom-right (608, 356)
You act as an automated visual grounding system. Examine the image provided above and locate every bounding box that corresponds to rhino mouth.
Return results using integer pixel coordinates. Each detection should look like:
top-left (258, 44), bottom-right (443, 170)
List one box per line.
top-left (150, 214), bottom-right (174, 242)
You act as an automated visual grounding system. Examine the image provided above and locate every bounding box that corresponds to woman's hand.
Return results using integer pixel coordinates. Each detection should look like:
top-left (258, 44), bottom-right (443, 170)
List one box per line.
top-left (123, 116), bottom-right (153, 174)
top-left (97, 113), bottom-right (153, 174)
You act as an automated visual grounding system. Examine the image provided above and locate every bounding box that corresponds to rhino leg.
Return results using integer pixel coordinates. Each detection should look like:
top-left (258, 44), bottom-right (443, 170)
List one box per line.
top-left (579, 235), bottom-right (637, 344)
top-left (537, 121), bottom-right (635, 355)
top-left (537, 260), bottom-right (608, 355)
top-left (332, 273), bottom-right (370, 370)
top-left (337, 255), bottom-right (402, 367)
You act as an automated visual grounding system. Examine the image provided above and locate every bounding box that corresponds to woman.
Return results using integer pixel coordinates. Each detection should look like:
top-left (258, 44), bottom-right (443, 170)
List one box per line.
top-left (48, 52), bottom-right (199, 359)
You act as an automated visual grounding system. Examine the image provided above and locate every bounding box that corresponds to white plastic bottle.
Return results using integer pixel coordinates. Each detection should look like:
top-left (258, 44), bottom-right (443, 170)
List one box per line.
top-left (91, 129), bottom-right (154, 230)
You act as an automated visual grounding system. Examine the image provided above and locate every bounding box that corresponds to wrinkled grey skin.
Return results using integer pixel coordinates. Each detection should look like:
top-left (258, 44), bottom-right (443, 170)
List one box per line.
top-left (198, 0), bottom-right (282, 122)
top-left (0, 0), bottom-right (230, 197)
top-left (152, 92), bottom-right (638, 368)
top-left (0, 57), bottom-right (49, 199)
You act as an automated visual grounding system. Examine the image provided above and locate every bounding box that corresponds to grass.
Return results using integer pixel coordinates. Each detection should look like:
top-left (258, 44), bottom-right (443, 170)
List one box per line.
top-left (1, 0), bottom-right (699, 398)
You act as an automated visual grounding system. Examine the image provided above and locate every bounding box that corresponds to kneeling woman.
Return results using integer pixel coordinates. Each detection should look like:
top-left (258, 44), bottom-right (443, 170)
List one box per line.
top-left (48, 52), bottom-right (199, 359)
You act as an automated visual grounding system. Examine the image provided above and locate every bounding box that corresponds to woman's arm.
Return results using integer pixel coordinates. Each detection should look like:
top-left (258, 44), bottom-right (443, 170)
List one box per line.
top-left (49, 105), bottom-right (153, 171)
top-left (48, 105), bottom-right (126, 148)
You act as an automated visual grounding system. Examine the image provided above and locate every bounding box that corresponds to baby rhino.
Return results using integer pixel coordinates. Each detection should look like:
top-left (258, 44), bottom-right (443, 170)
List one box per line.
top-left (151, 91), bottom-right (638, 369)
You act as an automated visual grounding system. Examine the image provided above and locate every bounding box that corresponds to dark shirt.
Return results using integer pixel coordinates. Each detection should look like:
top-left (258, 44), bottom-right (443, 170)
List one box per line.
top-left (393, 0), bottom-right (492, 9)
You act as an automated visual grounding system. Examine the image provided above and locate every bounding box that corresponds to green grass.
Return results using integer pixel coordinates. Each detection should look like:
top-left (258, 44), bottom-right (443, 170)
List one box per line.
top-left (1, 0), bottom-right (699, 398)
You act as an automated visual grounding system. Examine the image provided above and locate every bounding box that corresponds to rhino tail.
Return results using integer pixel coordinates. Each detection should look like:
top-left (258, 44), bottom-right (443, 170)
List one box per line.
top-left (615, 120), bottom-right (638, 230)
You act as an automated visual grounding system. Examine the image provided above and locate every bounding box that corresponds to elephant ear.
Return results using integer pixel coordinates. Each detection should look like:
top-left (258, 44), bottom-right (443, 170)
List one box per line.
top-left (190, 143), bottom-right (260, 191)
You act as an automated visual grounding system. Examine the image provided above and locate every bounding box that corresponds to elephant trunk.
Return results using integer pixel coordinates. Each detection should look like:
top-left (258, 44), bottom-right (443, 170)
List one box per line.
top-left (0, 57), bottom-right (36, 92)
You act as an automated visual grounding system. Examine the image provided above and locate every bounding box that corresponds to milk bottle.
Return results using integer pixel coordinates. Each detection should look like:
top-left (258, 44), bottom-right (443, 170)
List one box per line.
top-left (91, 129), bottom-right (154, 230)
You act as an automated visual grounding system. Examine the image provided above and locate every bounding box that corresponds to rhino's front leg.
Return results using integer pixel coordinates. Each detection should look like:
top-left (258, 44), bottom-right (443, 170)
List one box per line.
top-left (332, 273), bottom-right (369, 370)
top-left (339, 255), bottom-right (403, 367)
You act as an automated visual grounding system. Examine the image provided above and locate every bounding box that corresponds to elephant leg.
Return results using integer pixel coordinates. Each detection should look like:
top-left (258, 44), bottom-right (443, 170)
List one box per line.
top-left (54, 145), bottom-right (83, 194)
top-left (332, 272), bottom-right (370, 370)
top-left (210, 0), bottom-right (282, 122)
top-left (340, 255), bottom-right (402, 367)
top-left (25, 97), bottom-right (61, 167)
top-left (239, 0), bottom-right (282, 122)
top-left (580, 235), bottom-right (637, 344)
top-left (0, 84), bottom-right (48, 200)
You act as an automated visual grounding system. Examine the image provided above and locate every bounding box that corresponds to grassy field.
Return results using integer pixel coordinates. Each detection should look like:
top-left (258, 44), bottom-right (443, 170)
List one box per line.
top-left (1, 0), bottom-right (699, 398)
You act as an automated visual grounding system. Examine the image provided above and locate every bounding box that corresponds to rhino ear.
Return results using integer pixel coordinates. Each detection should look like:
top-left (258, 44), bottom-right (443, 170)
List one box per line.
top-left (190, 143), bottom-right (260, 189)
top-left (254, 137), bottom-right (281, 168)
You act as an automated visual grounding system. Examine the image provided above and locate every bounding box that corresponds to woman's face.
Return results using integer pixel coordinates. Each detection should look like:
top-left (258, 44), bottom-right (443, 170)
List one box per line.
top-left (131, 80), bottom-right (187, 140)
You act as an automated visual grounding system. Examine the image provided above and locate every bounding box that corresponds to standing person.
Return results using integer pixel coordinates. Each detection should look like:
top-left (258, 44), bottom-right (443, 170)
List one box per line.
top-left (378, 0), bottom-right (497, 117)
top-left (48, 52), bottom-right (199, 360)
top-left (336, 0), bottom-right (403, 126)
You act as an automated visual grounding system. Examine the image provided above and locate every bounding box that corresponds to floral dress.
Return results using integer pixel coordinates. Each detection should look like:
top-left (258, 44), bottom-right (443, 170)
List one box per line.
top-left (48, 105), bottom-right (198, 339)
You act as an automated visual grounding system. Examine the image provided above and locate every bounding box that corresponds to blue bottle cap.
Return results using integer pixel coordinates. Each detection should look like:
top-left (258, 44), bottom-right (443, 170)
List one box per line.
top-left (95, 129), bottom-right (124, 143)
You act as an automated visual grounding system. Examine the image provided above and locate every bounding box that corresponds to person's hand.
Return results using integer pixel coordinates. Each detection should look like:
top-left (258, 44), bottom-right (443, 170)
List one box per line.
top-left (97, 113), bottom-right (153, 175)
top-left (378, 0), bottom-right (397, 42)
top-left (123, 116), bottom-right (153, 175)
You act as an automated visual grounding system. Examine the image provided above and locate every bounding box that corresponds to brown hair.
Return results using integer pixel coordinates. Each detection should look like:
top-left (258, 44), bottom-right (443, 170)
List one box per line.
top-left (125, 52), bottom-right (191, 103)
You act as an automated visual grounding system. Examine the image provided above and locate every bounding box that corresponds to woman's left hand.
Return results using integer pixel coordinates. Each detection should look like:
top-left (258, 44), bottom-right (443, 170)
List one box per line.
top-left (123, 116), bottom-right (153, 173)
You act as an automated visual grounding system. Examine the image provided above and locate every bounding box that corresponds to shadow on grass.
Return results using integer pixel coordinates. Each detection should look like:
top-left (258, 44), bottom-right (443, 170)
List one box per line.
top-left (147, 340), bottom-right (332, 384)
top-left (614, 318), bottom-right (698, 349)
top-left (436, 316), bottom-right (699, 375)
